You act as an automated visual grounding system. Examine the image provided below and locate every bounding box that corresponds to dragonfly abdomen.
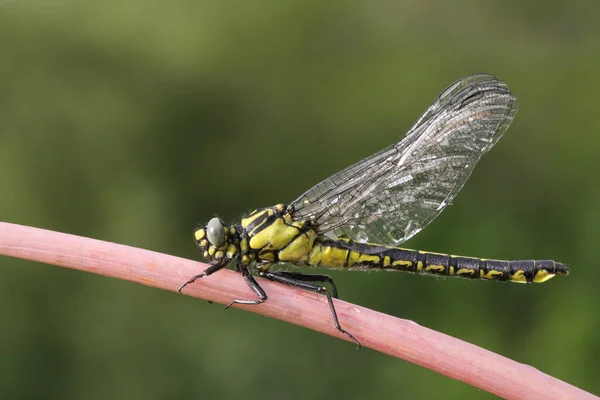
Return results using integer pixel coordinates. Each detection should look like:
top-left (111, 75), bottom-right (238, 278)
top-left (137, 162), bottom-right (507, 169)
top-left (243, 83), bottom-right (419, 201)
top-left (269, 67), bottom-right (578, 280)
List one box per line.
top-left (308, 238), bottom-right (569, 283)
top-left (403, 251), bottom-right (569, 283)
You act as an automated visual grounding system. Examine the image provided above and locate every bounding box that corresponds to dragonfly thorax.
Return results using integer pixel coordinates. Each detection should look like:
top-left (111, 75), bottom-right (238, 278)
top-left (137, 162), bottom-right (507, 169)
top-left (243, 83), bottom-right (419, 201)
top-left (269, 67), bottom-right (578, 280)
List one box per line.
top-left (239, 204), bottom-right (318, 268)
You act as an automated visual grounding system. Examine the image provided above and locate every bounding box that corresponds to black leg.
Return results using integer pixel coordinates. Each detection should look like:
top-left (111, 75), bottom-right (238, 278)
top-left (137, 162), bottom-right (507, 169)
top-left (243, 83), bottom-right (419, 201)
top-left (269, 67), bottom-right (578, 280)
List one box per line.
top-left (177, 259), bottom-right (229, 293)
top-left (269, 270), bottom-right (339, 298)
top-left (224, 265), bottom-right (268, 309)
top-left (263, 271), bottom-right (361, 350)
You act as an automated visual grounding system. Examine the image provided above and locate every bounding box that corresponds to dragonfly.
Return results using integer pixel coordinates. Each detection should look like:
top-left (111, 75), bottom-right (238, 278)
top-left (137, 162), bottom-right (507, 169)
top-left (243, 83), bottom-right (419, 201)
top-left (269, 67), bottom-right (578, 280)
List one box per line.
top-left (179, 74), bottom-right (569, 349)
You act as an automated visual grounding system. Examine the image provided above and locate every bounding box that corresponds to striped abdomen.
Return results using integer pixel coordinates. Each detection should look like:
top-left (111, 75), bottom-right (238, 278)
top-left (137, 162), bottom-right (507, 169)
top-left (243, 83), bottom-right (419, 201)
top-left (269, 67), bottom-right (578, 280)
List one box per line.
top-left (308, 238), bottom-right (569, 283)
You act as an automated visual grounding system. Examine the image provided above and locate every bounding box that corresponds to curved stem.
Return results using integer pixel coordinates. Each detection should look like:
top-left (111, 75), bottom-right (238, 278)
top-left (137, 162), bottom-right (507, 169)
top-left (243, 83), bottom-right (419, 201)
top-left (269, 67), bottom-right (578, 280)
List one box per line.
top-left (0, 222), bottom-right (595, 400)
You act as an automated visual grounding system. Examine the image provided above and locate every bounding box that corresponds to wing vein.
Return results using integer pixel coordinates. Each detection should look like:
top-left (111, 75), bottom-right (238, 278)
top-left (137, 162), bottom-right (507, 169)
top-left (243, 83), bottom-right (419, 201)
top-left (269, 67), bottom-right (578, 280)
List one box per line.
top-left (290, 74), bottom-right (518, 245)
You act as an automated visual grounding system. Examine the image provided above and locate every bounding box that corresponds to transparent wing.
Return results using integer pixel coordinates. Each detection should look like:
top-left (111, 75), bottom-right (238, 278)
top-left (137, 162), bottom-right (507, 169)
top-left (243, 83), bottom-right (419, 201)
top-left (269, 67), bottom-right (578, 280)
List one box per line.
top-left (289, 74), bottom-right (518, 245)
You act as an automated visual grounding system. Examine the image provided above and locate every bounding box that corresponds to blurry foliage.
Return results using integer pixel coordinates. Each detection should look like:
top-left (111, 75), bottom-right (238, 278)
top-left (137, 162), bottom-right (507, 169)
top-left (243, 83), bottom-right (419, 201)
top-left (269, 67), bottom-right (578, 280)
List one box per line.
top-left (0, 1), bottom-right (599, 398)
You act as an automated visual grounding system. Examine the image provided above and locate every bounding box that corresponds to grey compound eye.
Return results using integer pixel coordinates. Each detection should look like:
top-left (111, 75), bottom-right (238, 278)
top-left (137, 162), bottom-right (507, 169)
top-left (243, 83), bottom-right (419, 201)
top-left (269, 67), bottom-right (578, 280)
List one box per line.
top-left (206, 217), bottom-right (226, 247)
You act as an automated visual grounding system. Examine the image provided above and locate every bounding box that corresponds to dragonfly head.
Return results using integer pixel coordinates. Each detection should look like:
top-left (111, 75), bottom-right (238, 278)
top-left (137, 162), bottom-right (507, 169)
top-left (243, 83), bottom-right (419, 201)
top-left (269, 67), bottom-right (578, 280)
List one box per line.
top-left (194, 217), bottom-right (235, 263)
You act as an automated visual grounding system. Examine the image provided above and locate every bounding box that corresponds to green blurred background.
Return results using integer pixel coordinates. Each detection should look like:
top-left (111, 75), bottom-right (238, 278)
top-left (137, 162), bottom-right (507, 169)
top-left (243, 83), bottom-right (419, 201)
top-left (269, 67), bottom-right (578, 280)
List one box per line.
top-left (1, 1), bottom-right (598, 398)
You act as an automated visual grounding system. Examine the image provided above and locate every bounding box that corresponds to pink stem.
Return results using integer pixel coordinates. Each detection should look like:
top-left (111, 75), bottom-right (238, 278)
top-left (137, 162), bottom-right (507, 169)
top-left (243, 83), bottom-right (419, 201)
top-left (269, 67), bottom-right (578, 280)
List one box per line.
top-left (0, 222), bottom-right (594, 400)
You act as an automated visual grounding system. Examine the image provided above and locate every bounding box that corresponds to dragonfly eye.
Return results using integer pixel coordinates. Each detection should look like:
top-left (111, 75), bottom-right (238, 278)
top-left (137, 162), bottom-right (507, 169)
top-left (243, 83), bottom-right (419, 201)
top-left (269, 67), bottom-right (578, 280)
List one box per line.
top-left (206, 217), bottom-right (226, 247)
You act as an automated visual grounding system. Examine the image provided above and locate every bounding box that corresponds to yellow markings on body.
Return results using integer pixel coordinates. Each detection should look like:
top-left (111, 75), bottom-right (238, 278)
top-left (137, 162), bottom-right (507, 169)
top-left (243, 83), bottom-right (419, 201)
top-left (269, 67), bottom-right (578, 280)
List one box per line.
top-left (241, 209), bottom-right (274, 232)
top-left (417, 261), bottom-right (423, 272)
top-left (199, 239), bottom-right (208, 248)
top-left (203, 251), bottom-right (209, 258)
top-left (215, 251), bottom-right (224, 259)
top-left (533, 270), bottom-right (555, 283)
top-left (278, 231), bottom-right (316, 263)
top-left (249, 217), bottom-right (302, 250)
top-left (383, 256), bottom-right (391, 267)
top-left (456, 268), bottom-right (476, 276)
top-left (241, 254), bottom-right (252, 265)
top-left (208, 247), bottom-right (216, 256)
top-left (255, 262), bottom-right (272, 272)
top-left (424, 265), bottom-right (445, 273)
top-left (308, 246), bottom-right (322, 266)
top-left (290, 220), bottom-right (305, 230)
top-left (418, 250), bottom-right (448, 256)
top-left (480, 269), bottom-right (504, 280)
top-left (195, 229), bottom-right (206, 241)
top-left (358, 253), bottom-right (380, 265)
top-left (226, 244), bottom-right (237, 259)
top-left (260, 251), bottom-right (275, 262)
top-left (345, 251), bottom-right (380, 268)
top-left (281, 213), bottom-right (293, 224)
top-left (240, 238), bottom-right (248, 253)
top-left (346, 251), bottom-right (360, 264)
top-left (392, 259), bottom-right (412, 269)
top-left (449, 266), bottom-right (455, 275)
top-left (241, 209), bottom-right (262, 228)
top-left (509, 270), bottom-right (527, 283)
top-left (318, 246), bottom-right (350, 268)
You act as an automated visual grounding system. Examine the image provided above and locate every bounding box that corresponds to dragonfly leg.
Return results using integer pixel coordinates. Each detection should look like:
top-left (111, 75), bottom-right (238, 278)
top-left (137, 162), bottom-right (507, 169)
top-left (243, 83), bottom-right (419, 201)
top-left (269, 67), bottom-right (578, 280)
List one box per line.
top-left (178, 259), bottom-right (230, 293)
top-left (224, 264), bottom-right (267, 309)
top-left (268, 270), bottom-right (339, 298)
top-left (262, 271), bottom-right (361, 350)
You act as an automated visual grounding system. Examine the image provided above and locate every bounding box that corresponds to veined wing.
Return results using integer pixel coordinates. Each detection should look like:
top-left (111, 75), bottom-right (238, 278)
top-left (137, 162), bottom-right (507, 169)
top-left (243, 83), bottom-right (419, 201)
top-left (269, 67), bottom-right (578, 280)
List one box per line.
top-left (289, 74), bottom-right (518, 245)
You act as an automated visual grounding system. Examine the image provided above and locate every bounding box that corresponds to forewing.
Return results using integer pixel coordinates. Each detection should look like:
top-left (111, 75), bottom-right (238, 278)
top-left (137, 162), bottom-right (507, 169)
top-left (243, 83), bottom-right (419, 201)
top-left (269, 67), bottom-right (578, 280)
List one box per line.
top-left (290, 74), bottom-right (518, 245)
